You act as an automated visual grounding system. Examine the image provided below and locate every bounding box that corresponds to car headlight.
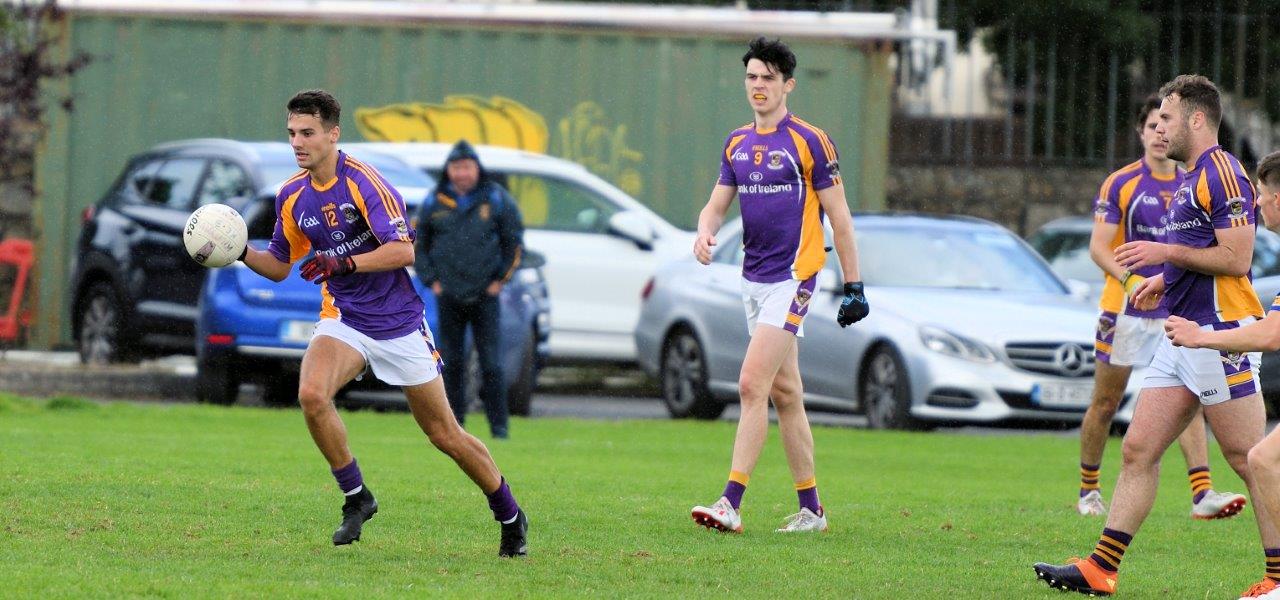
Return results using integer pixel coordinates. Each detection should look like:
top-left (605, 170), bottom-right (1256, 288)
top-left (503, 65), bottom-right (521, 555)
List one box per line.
top-left (919, 325), bottom-right (996, 363)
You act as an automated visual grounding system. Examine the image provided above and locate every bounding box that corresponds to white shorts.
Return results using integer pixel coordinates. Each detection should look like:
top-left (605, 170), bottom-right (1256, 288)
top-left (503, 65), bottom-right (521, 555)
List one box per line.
top-left (742, 275), bottom-right (818, 337)
top-left (1143, 317), bottom-right (1262, 405)
top-left (1094, 311), bottom-right (1164, 367)
top-left (313, 318), bottom-right (442, 387)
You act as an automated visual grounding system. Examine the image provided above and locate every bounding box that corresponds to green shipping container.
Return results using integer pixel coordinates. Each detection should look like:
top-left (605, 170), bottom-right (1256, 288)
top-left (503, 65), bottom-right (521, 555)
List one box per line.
top-left (35, 2), bottom-right (893, 347)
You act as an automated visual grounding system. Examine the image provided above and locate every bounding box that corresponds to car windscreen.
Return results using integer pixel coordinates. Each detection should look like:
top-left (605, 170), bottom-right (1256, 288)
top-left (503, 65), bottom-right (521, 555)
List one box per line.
top-left (1027, 229), bottom-right (1098, 282)
top-left (850, 225), bottom-right (1068, 293)
top-left (261, 160), bottom-right (435, 191)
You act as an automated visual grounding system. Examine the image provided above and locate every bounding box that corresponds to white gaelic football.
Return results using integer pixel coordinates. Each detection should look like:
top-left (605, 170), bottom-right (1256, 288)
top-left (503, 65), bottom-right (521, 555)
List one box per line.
top-left (183, 204), bottom-right (247, 268)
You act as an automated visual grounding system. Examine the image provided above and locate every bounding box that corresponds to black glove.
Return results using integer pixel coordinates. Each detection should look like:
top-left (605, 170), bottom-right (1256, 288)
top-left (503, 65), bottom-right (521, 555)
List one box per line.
top-left (836, 281), bottom-right (869, 327)
top-left (299, 253), bottom-right (356, 283)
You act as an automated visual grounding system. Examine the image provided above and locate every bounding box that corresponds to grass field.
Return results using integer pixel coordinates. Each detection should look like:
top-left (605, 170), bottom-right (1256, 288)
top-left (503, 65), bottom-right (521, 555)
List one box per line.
top-left (0, 394), bottom-right (1272, 598)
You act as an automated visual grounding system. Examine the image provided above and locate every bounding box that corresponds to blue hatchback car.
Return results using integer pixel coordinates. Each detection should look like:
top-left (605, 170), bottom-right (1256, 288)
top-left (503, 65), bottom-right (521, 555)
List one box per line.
top-left (194, 145), bottom-right (550, 414)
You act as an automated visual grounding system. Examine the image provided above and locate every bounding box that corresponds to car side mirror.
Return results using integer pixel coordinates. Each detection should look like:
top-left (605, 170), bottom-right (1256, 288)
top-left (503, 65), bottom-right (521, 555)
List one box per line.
top-left (608, 211), bottom-right (656, 251)
top-left (817, 268), bottom-right (840, 294)
top-left (1065, 278), bottom-right (1092, 301)
top-left (520, 249), bottom-right (546, 270)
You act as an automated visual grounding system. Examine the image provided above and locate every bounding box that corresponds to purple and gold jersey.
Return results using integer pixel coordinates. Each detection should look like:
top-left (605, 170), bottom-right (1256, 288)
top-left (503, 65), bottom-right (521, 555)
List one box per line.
top-left (1163, 145), bottom-right (1262, 325)
top-left (718, 112), bottom-right (841, 284)
top-left (267, 151), bottom-right (423, 340)
top-left (1093, 159), bottom-right (1182, 318)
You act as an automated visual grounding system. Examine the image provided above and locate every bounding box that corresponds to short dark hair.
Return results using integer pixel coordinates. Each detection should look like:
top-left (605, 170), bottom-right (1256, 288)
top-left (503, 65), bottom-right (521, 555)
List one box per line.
top-left (1135, 94), bottom-right (1162, 130)
top-left (287, 89), bottom-right (341, 129)
top-left (1258, 151), bottom-right (1280, 188)
top-left (1158, 74), bottom-right (1222, 129)
top-left (742, 37), bottom-right (796, 81)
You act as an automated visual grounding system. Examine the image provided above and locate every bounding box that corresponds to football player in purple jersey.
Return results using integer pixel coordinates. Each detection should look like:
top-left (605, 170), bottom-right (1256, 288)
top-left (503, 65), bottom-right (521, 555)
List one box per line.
top-left (1036, 75), bottom-right (1276, 598)
top-left (1074, 94), bottom-right (1243, 520)
top-left (237, 90), bottom-right (526, 555)
top-left (689, 37), bottom-right (867, 535)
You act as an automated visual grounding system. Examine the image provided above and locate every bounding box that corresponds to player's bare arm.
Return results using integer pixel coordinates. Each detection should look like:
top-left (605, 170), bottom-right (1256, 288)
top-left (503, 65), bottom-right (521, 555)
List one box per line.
top-left (350, 240), bottom-right (414, 272)
top-left (1115, 225), bottom-right (1253, 277)
top-left (694, 184), bottom-right (737, 265)
top-left (1089, 221), bottom-right (1129, 281)
top-left (1167, 312), bottom-right (1280, 352)
top-left (242, 246), bottom-right (292, 282)
top-left (815, 183), bottom-right (861, 283)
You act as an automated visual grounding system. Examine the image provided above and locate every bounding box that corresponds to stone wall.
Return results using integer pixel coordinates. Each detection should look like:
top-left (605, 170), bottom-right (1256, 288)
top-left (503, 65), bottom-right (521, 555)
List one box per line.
top-left (885, 164), bottom-right (1112, 237)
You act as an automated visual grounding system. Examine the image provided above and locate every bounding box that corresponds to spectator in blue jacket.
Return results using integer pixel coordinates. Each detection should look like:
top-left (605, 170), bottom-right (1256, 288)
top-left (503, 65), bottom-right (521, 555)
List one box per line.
top-left (415, 140), bottom-right (525, 439)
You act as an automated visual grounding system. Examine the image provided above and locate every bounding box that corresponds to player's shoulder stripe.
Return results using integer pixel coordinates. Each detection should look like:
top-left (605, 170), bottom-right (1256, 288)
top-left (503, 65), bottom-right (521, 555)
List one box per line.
top-left (345, 156), bottom-right (399, 217)
top-left (1216, 149), bottom-right (1246, 197)
top-left (1100, 161), bottom-right (1143, 198)
top-left (279, 170), bottom-right (309, 193)
top-left (733, 122), bottom-right (753, 133)
top-left (345, 157), bottom-right (403, 220)
top-left (789, 116), bottom-right (837, 159)
top-left (725, 133), bottom-right (749, 161)
top-left (791, 116), bottom-right (836, 158)
top-left (1209, 150), bottom-right (1242, 199)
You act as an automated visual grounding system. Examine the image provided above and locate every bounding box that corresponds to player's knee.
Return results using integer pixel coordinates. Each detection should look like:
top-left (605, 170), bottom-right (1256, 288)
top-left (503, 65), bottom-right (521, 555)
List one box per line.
top-left (1248, 444), bottom-right (1277, 475)
top-left (1088, 391), bottom-right (1123, 416)
top-left (1119, 436), bottom-right (1162, 467)
top-left (738, 375), bottom-right (770, 404)
top-left (770, 385), bottom-right (800, 410)
top-left (427, 426), bottom-right (467, 458)
top-left (296, 382), bottom-right (332, 417)
top-left (1221, 446), bottom-right (1252, 477)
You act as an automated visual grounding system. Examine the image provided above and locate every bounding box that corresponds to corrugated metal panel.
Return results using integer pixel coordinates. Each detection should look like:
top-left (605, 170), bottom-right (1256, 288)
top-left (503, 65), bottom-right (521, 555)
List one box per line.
top-left (34, 12), bottom-right (891, 347)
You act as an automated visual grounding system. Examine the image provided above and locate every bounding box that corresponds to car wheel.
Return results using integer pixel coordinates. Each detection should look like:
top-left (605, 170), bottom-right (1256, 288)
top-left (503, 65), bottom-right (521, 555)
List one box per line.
top-left (661, 328), bottom-right (723, 419)
top-left (77, 281), bottom-right (133, 365)
top-left (860, 345), bottom-right (924, 430)
top-left (261, 373), bottom-right (298, 407)
top-left (507, 332), bottom-right (537, 417)
top-left (196, 357), bottom-right (239, 405)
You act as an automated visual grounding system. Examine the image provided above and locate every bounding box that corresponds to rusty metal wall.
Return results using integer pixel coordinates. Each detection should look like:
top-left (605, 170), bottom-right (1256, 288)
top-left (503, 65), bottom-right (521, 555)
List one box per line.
top-left (34, 10), bottom-right (891, 347)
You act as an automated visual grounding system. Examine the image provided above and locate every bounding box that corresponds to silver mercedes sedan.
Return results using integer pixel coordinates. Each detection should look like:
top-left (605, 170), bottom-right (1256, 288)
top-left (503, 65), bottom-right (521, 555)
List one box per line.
top-left (634, 213), bottom-right (1143, 430)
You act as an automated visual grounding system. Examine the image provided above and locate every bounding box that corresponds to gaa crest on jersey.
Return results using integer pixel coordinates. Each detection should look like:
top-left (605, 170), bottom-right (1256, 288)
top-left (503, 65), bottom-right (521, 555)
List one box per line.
top-left (1174, 187), bottom-right (1192, 206)
top-left (794, 287), bottom-right (812, 309)
top-left (340, 203), bottom-right (359, 224)
top-left (1229, 197), bottom-right (1246, 217)
top-left (390, 216), bottom-right (408, 236)
top-left (767, 151), bottom-right (785, 170)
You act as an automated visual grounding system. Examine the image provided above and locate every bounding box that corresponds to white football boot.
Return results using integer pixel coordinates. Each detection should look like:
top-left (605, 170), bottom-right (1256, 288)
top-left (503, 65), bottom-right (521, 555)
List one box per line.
top-left (1192, 490), bottom-right (1247, 520)
top-left (691, 497), bottom-right (743, 533)
top-left (1077, 490), bottom-right (1107, 516)
top-left (776, 507), bottom-right (828, 533)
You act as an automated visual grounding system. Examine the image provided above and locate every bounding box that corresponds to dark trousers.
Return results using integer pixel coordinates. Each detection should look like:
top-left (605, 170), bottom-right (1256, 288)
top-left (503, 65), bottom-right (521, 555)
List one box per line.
top-left (437, 294), bottom-right (507, 435)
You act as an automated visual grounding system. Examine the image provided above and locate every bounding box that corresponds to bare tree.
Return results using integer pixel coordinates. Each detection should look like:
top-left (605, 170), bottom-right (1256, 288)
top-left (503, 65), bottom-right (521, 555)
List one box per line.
top-left (0, 0), bottom-right (90, 239)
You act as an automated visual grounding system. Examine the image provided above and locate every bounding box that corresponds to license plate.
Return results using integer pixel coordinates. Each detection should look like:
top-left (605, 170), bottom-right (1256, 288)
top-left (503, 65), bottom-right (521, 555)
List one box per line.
top-left (1032, 381), bottom-right (1094, 408)
top-left (280, 320), bottom-right (316, 344)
